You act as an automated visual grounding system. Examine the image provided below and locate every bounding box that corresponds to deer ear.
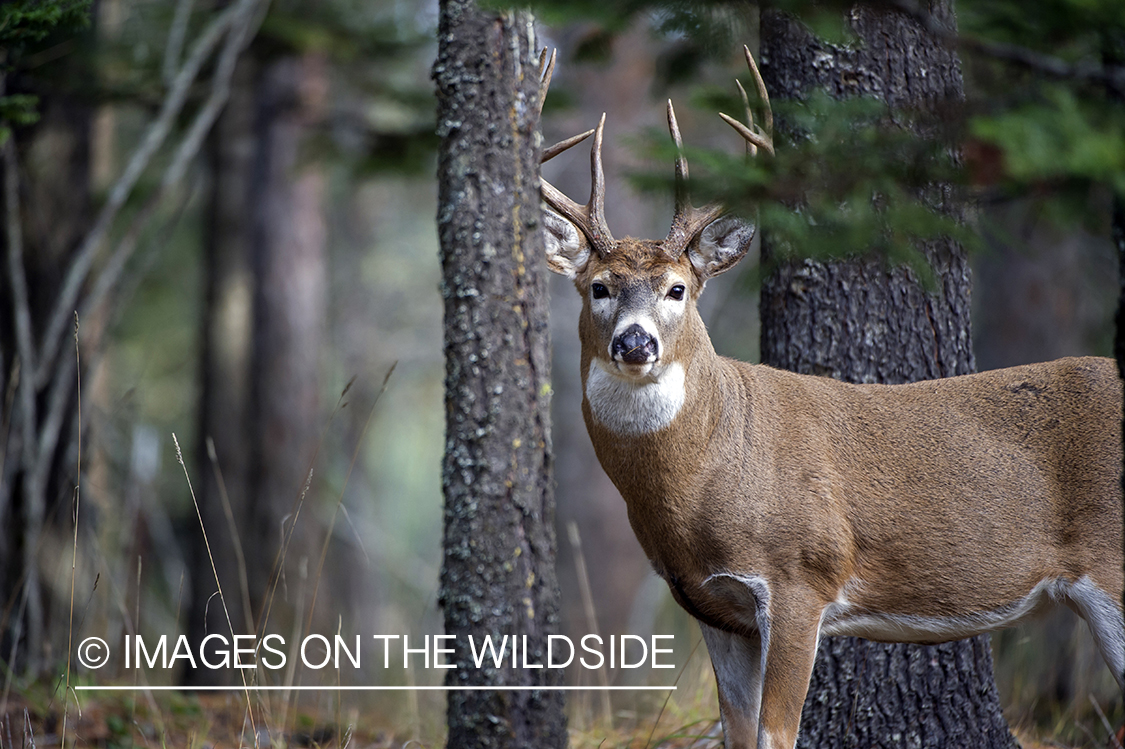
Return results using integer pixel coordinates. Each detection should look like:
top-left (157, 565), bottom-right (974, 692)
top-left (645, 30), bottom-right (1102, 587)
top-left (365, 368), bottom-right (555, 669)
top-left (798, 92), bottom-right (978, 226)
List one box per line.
top-left (687, 216), bottom-right (755, 280)
top-left (542, 207), bottom-right (591, 279)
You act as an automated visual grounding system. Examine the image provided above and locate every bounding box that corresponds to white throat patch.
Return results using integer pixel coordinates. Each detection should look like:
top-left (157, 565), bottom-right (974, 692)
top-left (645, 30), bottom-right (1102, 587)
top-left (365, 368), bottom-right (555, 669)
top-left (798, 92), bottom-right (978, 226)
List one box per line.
top-left (584, 359), bottom-right (686, 435)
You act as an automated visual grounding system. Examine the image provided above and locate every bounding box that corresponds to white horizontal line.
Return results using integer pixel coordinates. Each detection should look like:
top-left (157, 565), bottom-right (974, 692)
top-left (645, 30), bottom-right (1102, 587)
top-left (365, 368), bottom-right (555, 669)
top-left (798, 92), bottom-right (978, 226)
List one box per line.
top-left (75, 685), bottom-right (675, 692)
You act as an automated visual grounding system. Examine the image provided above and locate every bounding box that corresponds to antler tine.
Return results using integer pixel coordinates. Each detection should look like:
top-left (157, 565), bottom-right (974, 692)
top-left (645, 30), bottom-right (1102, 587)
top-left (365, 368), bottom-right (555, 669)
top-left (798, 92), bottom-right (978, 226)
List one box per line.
top-left (734, 80), bottom-right (757, 158)
top-left (541, 178), bottom-right (592, 234)
top-left (587, 113), bottom-right (614, 247)
top-left (543, 128), bottom-right (595, 163)
top-left (538, 47), bottom-right (552, 79)
top-left (743, 45), bottom-right (772, 140)
top-left (720, 113), bottom-right (773, 156)
top-left (720, 45), bottom-right (775, 157)
top-left (535, 47), bottom-right (556, 122)
top-left (538, 49), bottom-right (594, 163)
top-left (667, 100), bottom-right (689, 208)
top-left (664, 99), bottom-right (724, 258)
top-left (536, 50), bottom-right (615, 255)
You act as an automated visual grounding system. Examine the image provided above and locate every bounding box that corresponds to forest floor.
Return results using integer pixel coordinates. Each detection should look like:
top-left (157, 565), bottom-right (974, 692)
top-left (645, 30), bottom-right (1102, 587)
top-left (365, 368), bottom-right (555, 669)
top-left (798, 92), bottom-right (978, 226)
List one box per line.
top-left (1, 681), bottom-right (1120, 749)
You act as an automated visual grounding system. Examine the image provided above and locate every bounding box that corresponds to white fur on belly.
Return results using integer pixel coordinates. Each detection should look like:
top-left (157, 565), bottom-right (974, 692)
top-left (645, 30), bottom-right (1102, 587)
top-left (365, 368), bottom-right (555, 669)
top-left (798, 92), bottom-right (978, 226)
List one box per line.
top-left (585, 360), bottom-right (685, 435)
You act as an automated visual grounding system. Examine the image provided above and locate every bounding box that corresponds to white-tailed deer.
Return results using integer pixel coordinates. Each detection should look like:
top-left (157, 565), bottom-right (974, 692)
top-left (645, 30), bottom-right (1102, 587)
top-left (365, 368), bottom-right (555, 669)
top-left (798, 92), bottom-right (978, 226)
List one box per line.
top-left (537, 48), bottom-right (1125, 749)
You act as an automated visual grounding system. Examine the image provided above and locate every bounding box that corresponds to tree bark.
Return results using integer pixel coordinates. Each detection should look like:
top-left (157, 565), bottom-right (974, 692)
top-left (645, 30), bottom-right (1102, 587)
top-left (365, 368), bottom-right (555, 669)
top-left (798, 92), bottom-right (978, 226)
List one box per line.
top-left (434, 2), bottom-right (567, 747)
top-left (760, 6), bottom-right (1017, 748)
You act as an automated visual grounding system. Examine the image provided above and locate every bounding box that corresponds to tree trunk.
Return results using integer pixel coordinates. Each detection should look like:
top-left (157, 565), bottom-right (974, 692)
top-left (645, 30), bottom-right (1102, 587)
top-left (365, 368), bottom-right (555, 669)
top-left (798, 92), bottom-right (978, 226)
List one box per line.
top-left (434, 2), bottom-right (567, 747)
top-left (245, 52), bottom-right (328, 630)
top-left (759, 6), bottom-right (1017, 748)
top-left (0, 89), bottom-right (93, 676)
top-left (187, 54), bottom-right (257, 683)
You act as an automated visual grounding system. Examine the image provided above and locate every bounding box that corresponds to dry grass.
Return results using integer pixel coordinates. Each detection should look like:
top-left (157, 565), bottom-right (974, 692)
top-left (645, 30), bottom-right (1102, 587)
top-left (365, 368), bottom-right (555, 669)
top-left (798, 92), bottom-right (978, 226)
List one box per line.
top-left (6, 673), bottom-right (1115, 749)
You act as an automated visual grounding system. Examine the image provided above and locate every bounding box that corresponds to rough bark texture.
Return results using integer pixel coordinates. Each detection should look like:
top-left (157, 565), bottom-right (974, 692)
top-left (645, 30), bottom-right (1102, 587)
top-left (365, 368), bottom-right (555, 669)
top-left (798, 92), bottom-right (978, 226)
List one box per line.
top-left (434, 2), bottom-right (567, 748)
top-left (760, 6), bottom-right (1018, 748)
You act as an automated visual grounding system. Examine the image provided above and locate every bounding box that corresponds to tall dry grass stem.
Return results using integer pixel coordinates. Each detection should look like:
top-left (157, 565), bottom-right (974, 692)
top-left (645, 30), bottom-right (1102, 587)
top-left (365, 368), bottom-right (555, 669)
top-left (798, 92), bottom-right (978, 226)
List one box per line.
top-left (173, 433), bottom-right (257, 745)
top-left (204, 436), bottom-right (254, 635)
top-left (22, 708), bottom-right (34, 749)
top-left (567, 521), bottom-right (613, 727)
top-left (61, 314), bottom-right (82, 748)
top-left (0, 578), bottom-right (30, 720)
top-left (252, 379), bottom-right (352, 653)
top-left (1089, 694), bottom-right (1123, 749)
top-left (643, 634), bottom-right (705, 749)
top-left (306, 363), bottom-right (395, 637)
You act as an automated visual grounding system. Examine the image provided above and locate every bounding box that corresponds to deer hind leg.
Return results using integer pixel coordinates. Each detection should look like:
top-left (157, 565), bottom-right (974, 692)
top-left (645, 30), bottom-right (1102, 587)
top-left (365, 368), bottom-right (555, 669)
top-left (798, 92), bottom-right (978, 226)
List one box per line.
top-left (700, 573), bottom-right (772, 749)
top-left (700, 623), bottom-right (763, 749)
top-left (1067, 576), bottom-right (1125, 689)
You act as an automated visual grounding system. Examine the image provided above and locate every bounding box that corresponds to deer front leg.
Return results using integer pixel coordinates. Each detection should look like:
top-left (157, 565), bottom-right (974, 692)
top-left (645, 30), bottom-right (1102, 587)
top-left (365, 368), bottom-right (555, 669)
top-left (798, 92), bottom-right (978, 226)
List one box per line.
top-left (756, 600), bottom-right (821, 749)
top-left (700, 623), bottom-right (763, 749)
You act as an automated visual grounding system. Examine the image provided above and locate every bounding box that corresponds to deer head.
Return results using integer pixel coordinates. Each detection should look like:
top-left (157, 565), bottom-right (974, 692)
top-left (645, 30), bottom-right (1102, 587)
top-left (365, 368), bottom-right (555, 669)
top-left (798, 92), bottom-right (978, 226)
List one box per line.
top-left (538, 48), bottom-right (773, 389)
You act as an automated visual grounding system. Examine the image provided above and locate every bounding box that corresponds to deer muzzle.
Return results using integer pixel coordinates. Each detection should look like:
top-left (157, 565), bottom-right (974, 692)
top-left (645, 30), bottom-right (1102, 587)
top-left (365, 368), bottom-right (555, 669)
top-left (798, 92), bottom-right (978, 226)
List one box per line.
top-left (612, 323), bottom-right (659, 365)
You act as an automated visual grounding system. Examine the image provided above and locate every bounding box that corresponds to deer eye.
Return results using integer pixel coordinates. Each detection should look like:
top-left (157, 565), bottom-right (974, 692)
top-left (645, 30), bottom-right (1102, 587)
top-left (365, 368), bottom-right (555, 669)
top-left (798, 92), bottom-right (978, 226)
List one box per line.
top-left (667, 284), bottom-right (686, 301)
top-left (591, 282), bottom-right (610, 299)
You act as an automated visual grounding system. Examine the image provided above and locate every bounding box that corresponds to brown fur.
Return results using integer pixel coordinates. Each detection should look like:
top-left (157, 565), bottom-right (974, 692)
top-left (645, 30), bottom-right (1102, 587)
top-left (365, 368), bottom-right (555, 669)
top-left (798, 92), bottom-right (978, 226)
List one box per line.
top-left (548, 230), bottom-right (1125, 749)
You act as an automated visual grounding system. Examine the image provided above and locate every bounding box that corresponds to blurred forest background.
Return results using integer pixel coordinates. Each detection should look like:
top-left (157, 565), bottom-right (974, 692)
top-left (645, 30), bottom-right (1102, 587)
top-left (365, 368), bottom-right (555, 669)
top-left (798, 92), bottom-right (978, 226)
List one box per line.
top-left (0, 0), bottom-right (1122, 746)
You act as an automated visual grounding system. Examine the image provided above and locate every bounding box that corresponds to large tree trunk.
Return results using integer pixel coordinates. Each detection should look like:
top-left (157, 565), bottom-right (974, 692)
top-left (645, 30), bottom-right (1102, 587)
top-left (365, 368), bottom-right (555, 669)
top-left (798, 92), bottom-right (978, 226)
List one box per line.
top-left (0, 88), bottom-right (93, 676)
top-left (759, 6), bottom-right (1017, 748)
top-left (244, 52), bottom-right (329, 630)
top-left (434, 2), bottom-right (567, 747)
top-left (188, 46), bottom-right (329, 680)
top-left (187, 55), bottom-right (257, 683)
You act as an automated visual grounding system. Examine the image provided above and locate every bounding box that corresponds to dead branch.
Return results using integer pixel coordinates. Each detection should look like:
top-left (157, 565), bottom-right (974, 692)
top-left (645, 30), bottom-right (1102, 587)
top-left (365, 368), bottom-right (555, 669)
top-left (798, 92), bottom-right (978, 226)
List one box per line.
top-left (163, 0), bottom-right (195, 88)
top-left (35, 0), bottom-right (264, 389)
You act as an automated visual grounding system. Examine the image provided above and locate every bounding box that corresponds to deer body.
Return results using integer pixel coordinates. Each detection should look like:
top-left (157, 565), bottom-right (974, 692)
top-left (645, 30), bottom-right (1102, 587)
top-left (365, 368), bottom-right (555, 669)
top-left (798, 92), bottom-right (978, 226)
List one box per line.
top-left (573, 245), bottom-right (1124, 749)
top-left (537, 49), bottom-right (1124, 749)
top-left (585, 345), bottom-right (1122, 637)
top-left (583, 310), bottom-right (1123, 640)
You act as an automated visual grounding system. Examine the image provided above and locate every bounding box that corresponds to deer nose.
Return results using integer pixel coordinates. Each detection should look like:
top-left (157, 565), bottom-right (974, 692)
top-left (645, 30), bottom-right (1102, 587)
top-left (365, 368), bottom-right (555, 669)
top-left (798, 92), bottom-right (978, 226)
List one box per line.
top-left (612, 324), bottom-right (659, 364)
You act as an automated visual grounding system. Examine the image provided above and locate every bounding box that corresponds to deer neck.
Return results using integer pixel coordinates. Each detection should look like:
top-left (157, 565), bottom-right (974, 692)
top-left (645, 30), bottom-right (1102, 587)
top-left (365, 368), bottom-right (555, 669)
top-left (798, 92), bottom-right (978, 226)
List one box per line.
top-left (580, 316), bottom-right (749, 577)
top-left (580, 311), bottom-right (742, 491)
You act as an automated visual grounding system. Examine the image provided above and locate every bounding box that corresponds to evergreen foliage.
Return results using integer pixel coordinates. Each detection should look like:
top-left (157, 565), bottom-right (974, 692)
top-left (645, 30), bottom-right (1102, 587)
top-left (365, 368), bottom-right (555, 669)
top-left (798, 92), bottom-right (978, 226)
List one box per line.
top-left (528, 0), bottom-right (1125, 269)
top-left (0, 0), bottom-right (91, 143)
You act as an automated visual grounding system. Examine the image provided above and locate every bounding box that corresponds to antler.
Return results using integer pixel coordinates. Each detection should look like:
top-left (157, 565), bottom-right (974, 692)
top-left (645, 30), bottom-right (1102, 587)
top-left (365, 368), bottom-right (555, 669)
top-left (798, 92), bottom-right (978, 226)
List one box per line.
top-left (664, 46), bottom-right (773, 258)
top-left (663, 101), bottom-right (725, 258)
top-left (720, 45), bottom-right (774, 158)
top-left (536, 45), bottom-right (773, 260)
top-left (537, 49), bottom-right (615, 256)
